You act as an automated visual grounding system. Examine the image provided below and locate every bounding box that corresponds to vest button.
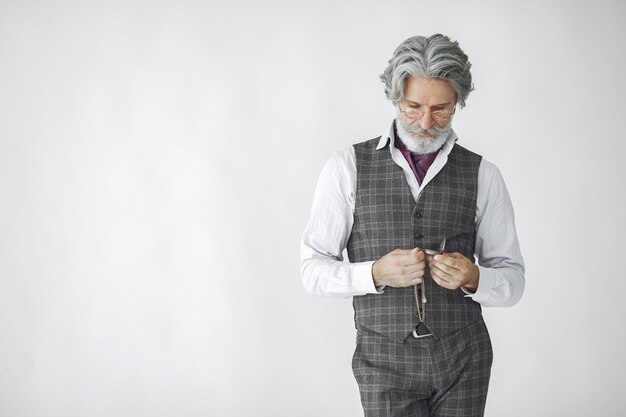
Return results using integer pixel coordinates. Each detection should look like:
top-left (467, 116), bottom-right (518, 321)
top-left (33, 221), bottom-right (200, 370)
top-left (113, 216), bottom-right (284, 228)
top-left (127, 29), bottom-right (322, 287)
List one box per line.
top-left (415, 211), bottom-right (422, 218)
top-left (414, 232), bottom-right (423, 239)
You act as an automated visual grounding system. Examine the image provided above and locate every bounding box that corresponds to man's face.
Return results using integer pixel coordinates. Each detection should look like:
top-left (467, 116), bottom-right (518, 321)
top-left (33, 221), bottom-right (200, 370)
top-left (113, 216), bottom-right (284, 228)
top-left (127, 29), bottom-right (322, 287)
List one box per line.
top-left (397, 76), bottom-right (457, 137)
top-left (394, 77), bottom-right (457, 154)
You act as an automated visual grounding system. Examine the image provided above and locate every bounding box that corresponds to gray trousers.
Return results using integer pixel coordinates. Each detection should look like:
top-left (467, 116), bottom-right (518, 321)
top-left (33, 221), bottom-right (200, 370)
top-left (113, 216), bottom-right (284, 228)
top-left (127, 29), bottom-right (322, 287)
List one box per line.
top-left (352, 317), bottom-right (493, 417)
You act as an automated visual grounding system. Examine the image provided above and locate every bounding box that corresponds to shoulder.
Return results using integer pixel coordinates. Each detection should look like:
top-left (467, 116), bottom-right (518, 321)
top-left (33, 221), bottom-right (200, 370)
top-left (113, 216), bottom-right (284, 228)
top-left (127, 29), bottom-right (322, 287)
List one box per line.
top-left (452, 143), bottom-right (482, 161)
top-left (317, 145), bottom-right (356, 188)
top-left (477, 157), bottom-right (510, 210)
top-left (353, 136), bottom-right (384, 152)
top-left (323, 135), bottom-right (383, 173)
top-left (478, 157), bottom-right (505, 186)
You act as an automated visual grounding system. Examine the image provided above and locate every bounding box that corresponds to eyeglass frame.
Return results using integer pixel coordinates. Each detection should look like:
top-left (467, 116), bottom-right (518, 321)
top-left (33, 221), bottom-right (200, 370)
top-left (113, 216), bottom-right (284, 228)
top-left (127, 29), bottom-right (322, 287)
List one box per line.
top-left (397, 101), bottom-right (456, 123)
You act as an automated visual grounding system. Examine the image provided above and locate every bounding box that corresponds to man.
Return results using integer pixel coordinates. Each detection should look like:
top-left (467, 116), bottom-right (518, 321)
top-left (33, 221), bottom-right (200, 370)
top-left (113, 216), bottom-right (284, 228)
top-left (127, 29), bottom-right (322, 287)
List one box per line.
top-left (300, 34), bottom-right (525, 416)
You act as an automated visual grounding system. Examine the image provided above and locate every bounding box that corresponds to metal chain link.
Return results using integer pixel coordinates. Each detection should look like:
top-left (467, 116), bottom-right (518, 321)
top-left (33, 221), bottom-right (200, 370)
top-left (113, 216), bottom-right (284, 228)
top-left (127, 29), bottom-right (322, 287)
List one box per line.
top-left (413, 281), bottom-right (427, 322)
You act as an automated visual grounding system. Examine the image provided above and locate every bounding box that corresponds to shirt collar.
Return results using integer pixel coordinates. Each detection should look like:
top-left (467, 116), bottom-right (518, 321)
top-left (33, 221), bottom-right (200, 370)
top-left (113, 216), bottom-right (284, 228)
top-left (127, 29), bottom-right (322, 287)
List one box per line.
top-left (376, 119), bottom-right (459, 155)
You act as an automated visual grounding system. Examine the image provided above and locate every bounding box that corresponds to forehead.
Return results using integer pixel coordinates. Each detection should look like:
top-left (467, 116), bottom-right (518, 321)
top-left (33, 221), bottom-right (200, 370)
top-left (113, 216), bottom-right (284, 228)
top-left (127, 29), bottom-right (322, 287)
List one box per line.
top-left (403, 77), bottom-right (456, 105)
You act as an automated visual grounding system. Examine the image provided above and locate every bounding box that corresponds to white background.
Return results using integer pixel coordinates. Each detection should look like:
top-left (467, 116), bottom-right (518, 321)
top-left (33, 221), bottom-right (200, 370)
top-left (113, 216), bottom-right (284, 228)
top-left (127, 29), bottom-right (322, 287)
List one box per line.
top-left (1, 1), bottom-right (625, 416)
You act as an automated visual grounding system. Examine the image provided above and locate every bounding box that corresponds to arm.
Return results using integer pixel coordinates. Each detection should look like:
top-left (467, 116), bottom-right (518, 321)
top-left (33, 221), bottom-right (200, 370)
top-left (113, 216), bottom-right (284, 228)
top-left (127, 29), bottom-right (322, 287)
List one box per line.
top-left (427, 159), bottom-right (525, 307)
top-left (300, 147), bottom-right (427, 297)
top-left (300, 147), bottom-right (381, 297)
top-left (469, 160), bottom-right (525, 306)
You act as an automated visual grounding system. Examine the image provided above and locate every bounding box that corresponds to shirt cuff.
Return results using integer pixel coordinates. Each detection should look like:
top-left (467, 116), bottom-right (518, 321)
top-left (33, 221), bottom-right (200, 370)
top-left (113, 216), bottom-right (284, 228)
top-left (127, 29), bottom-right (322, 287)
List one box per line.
top-left (461, 265), bottom-right (495, 302)
top-left (353, 261), bottom-right (384, 294)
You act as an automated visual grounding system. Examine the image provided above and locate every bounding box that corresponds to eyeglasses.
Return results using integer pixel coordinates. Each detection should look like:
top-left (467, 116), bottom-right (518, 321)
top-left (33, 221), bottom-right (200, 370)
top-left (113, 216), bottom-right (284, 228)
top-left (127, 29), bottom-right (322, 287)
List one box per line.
top-left (398, 103), bottom-right (455, 123)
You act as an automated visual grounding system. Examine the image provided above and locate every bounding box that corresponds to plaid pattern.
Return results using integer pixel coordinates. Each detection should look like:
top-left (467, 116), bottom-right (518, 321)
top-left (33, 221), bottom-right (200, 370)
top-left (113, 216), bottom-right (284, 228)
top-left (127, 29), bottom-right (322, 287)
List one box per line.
top-left (352, 316), bottom-right (493, 416)
top-left (347, 137), bottom-right (483, 342)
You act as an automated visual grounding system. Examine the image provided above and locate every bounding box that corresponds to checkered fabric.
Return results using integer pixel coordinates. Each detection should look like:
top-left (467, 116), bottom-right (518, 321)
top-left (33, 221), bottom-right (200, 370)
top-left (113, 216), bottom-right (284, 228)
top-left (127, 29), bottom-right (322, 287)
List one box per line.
top-left (352, 316), bottom-right (493, 417)
top-left (346, 137), bottom-right (483, 342)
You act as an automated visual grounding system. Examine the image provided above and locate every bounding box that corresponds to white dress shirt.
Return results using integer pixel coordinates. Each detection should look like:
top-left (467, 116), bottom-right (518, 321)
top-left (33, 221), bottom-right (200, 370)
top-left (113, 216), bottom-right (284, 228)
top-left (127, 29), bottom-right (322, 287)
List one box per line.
top-left (300, 121), bottom-right (525, 307)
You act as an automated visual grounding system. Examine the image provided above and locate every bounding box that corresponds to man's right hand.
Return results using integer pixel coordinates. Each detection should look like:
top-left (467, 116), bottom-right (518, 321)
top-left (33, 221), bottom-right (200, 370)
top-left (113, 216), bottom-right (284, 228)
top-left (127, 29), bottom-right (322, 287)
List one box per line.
top-left (372, 248), bottom-right (426, 288)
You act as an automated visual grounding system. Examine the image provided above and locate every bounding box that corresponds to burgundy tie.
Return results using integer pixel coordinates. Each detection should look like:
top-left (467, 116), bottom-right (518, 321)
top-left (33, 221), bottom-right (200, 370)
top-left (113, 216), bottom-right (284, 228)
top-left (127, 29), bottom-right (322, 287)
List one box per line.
top-left (394, 135), bottom-right (438, 185)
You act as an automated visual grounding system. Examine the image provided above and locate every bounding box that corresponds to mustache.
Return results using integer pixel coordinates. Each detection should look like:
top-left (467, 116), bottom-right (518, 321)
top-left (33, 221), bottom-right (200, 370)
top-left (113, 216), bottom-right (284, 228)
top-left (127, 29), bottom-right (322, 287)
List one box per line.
top-left (402, 123), bottom-right (448, 136)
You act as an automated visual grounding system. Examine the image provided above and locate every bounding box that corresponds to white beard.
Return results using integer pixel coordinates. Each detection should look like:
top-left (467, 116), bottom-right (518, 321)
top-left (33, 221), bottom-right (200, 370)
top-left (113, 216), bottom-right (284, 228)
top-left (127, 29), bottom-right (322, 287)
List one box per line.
top-left (394, 111), bottom-right (452, 154)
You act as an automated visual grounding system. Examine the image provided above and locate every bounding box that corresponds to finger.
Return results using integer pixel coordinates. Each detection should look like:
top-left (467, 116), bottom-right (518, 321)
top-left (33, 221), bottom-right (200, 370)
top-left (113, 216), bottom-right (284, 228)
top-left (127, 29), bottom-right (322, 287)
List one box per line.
top-left (431, 264), bottom-right (459, 285)
top-left (431, 259), bottom-right (459, 276)
top-left (408, 268), bottom-right (425, 279)
top-left (397, 264), bottom-right (425, 282)
top-left (399, 271), bottom-right (423, 287)
top-left (433, 253), bottom-right (466, 269)
top-left (432, 256), bottom-right (465, 273)
top-left (405, 261), bottom-right (426, 274)
top-left (431, 264), bottom-right (450, 281)
top-left (409, 276), bottom-right (424, 285)
top-left (398, 269), bottom-right (423, 284)
top-left (400, 248), bottom-right (425, 266)
top-left (427, 253), bottom-right (461, 267)
top-left (431, 266), bottom-right (464, 290)
top-left (431, 271), bottom-right (453, 289)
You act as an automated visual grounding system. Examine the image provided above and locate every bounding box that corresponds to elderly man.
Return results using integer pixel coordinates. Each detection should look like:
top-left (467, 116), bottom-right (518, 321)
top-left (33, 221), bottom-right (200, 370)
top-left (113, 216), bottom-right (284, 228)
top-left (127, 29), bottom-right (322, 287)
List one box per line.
top-left (300, 34), bottom-right (525, 416)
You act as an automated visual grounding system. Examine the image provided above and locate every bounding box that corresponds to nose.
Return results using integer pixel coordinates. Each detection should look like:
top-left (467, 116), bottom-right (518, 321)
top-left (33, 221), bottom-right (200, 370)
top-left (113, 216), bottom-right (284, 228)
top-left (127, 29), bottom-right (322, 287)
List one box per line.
top-left (418, 111), bottom-right (435, 131)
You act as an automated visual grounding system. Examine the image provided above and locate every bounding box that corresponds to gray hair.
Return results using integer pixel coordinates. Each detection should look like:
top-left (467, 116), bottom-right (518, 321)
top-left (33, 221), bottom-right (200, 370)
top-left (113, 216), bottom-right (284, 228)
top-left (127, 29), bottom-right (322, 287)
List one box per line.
top-left (380, 34), bottom-right (474, 108)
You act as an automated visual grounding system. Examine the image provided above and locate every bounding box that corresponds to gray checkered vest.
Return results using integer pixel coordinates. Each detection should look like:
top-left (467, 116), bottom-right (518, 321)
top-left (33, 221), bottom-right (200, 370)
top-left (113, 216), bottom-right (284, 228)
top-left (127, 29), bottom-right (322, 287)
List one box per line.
top-left (346, 137), bottom-right (483, 342)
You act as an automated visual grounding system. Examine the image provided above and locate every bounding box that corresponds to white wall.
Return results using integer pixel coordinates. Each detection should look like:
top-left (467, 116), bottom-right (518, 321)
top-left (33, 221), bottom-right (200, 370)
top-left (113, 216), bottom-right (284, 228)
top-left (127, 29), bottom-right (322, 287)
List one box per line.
top-left (1, 1), bottom-right (625, 416)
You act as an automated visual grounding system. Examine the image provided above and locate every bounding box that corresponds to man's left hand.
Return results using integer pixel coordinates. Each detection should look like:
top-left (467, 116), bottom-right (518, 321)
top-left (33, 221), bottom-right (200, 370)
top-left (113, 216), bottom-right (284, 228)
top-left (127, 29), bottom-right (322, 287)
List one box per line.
top-left (426, 252), bottom-right (479, 292)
